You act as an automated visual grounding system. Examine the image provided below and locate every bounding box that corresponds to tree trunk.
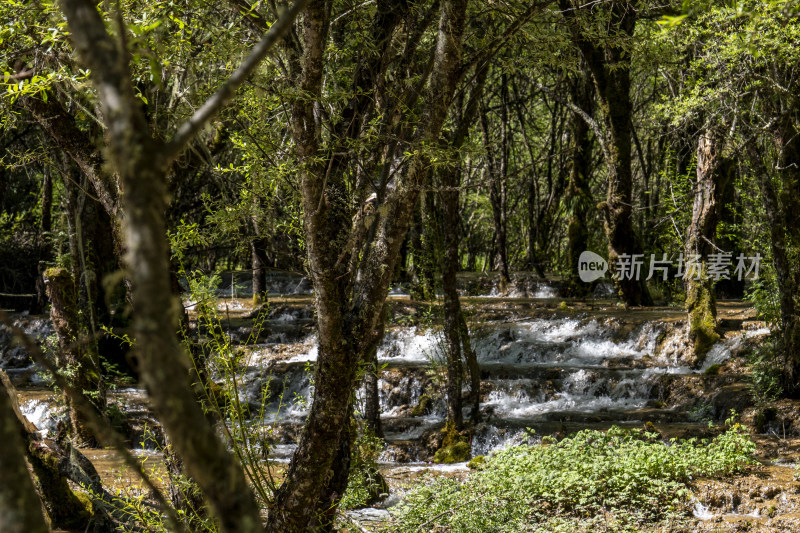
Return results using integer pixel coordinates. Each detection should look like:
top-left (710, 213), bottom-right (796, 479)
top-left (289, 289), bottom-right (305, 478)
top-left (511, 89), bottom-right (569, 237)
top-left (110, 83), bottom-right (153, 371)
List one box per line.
top-left (565, 70), bottom-right (594, 295)
top-left (43, 266), bottom-right (105, 447)
top-left (561, 0), bottom-right (651, 306)
top-left (749, 126), bottom-right (800, 395)
top-left (34, 167), bottom-right (53, 313)
top-left (1, 370), bottom-right (121, 531)
top-left (773, 116), bottom-right (800, 395)
top-left (363, 304), bottom-right (386, 438)
top-left (442, 187), bottom-right (464, 427)
top-left (0, 376), bottom-right (50, 533)
top-left (410, 194), bottom-right (437, 301)
top-left (269, 0), bottom-right (468, 528)
top-left (440, 68), bottom-right (487, 427)
top-left (685, 131), bottom-right (730, 359)
top-left (57, 0), bottom-right (295, 530)
top-left (251, 236), bottom-right (268, 305)
top-left (480, 105), bottom-right (511, 290)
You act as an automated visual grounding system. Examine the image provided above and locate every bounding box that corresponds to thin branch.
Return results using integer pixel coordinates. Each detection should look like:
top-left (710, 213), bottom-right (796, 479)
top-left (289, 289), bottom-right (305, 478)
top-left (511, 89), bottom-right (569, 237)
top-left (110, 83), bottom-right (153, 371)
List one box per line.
top-left (162, 0), bottom-right (310, 162)
top-left (533, 80), bottom-right (610, 162)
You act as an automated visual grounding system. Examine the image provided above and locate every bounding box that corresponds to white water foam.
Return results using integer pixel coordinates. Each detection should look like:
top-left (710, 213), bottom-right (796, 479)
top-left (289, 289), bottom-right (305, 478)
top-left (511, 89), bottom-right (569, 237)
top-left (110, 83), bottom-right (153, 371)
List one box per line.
top-left (21, 399), bottom-right (59, 437)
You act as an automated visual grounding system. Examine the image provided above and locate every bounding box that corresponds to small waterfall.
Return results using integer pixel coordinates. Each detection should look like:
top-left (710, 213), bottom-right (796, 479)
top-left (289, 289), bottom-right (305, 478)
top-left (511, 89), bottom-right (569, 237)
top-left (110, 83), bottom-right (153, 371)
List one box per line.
top-left (229, 306), bottom-right (768, 464)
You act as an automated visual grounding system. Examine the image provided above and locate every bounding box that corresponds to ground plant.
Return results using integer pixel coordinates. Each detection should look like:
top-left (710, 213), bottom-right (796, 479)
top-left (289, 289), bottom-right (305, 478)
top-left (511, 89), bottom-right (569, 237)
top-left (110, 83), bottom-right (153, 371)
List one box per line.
top-left (390, 423), bottom-right (755, 532)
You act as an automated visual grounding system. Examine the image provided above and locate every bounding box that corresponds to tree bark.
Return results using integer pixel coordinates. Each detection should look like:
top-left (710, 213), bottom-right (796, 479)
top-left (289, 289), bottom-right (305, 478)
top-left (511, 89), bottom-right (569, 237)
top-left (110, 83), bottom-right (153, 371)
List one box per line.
top-left (43, 266), bottom-right (105, 447)
top-left (57, 0), bottom-right (304, 530)
top-left (440, 67), bottom-right (487, 427)
top-left (251, 236), bottom-right (269, 304)
top-left (561, 0), bottom-right (651, 306)
top-left (363, 304), bottom-right (386, 438)
top-left (565, 70), bottom-right (595, 295)
top-left (749, 125), bottom-right (800, 395)
top-left (442, 201), bottom-right (464, 426)
top-left (0, 375), bottom-right (50, 533)
top-left (34, 166), bottom-right (53, 313)
top-left (268, 0), bottom-right (468, 529)
top-left (685, 131), bottom-right (731, 359)
top-left (772, 115), bottom-right (800, 394)
top-left (1, 370), bottom-right (121, 532)
top-left (410, 192), bottom-right (438, 300)
top-left (480, 103), bottom-right (511, 290)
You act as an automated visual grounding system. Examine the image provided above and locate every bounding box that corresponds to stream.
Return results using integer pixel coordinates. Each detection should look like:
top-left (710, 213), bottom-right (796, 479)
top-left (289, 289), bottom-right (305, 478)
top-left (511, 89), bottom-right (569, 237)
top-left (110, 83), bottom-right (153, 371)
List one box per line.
top-left (0, 274), bottom-right (780, 528)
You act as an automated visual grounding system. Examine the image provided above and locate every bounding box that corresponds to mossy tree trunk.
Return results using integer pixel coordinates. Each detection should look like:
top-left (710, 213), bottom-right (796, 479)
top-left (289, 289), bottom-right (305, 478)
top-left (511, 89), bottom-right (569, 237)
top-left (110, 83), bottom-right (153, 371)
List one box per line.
top-left (1, 371), bottom-right (118, 531)
top-left (0, 375), bottom-right (49, 533)
top-left (685, 131), bottom-right (731, 359)
top-left (43, 266), bottom-right (105, 447)
top-left (560, 0), bottom-right (652, 306)
top-left (565, 68), bottom-right (595, 295)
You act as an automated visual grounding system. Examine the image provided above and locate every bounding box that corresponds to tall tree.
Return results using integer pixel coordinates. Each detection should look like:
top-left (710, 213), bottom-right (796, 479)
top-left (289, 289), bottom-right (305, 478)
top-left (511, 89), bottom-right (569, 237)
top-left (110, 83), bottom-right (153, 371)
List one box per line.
top-left (684, 130), bottom-right (731, 359)
top-left (53, 1), bottom-right (307, 531)
top-left (269, 0), bottom-right (470, 528)
top-left (564, 67), bottom-right (595, 293)
top-left (561, 0), bottom-right (652, 305)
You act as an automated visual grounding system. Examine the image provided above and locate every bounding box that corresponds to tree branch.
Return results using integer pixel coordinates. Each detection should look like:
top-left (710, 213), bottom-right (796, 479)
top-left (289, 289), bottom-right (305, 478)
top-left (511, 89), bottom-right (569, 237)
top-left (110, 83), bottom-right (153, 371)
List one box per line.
top-left (534, 80), bottom-right (610, 162)
top-left (162, 0), bottom-right (310, 162)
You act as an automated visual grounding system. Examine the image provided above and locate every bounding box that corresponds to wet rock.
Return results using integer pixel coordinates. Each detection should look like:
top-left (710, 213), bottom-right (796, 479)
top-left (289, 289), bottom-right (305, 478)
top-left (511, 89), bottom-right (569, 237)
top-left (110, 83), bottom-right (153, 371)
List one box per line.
top-left (433, 422), bottom-right (471, 464)
top-left (743, 399), bottom-right (800, 437)
top-left (410, 395), bottom-right (433, 417)
top-left (0, 315), bottom-right (53, 370)
top-left (710, 384), bottom-right (755, 420)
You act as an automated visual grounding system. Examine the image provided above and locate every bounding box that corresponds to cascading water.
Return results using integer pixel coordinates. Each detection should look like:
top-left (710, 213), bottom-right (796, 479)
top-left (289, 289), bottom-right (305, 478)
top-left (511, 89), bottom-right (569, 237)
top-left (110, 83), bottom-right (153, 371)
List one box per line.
top-left (1, 292), bottom-right (769, 466)
top-left (234, 308), bottom-right (768, 463)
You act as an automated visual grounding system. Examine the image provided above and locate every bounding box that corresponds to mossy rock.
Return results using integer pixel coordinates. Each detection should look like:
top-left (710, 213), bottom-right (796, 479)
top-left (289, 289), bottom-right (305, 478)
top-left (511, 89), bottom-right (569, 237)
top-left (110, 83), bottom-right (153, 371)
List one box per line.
top-left (467, 455), bottom-right (486, 469)
top-left (705, 363), bottom-right (722, 375)
top-left (687, 278), bottom-right (720, 359)
top-left (434, 441), bottom-right (471, 464)
top-left (410, 394), bottom-right (433, 417)
top-left (433, 421), bottom-right (471, 463)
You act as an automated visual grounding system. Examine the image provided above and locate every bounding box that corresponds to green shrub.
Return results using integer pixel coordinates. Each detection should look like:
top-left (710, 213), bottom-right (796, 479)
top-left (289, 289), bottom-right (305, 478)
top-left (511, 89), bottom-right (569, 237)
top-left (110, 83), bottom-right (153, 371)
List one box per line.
top-left (390, 425), bottom-right (755, 532)
top-left (340, 429), bottom-right (388, 510)
top-left (748, 337), bottom-right (783, 406)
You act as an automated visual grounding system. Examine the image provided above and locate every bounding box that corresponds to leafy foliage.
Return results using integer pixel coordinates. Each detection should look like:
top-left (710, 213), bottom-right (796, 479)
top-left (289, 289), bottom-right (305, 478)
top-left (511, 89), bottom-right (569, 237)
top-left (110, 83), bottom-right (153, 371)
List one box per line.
top-left (390, 425), bottom-right (755, 532)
